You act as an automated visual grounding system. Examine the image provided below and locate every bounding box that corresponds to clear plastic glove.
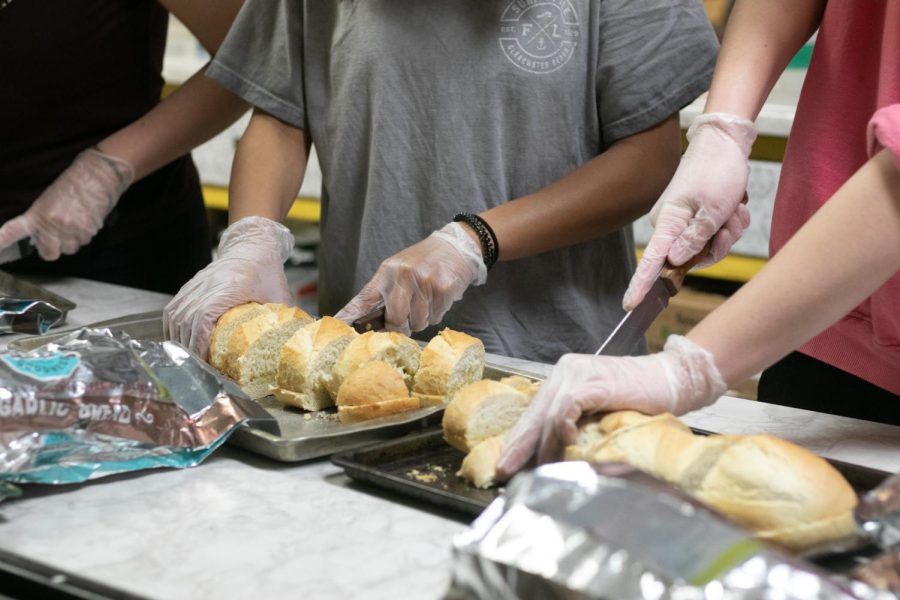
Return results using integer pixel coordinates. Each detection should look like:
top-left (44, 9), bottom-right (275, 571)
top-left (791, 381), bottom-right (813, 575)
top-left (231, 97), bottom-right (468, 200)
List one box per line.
top-left (496, 335), bottom-right (727, 480)
top-left (163, 216), bottom-right (294, 359)
top-left (0, 148), bottom-right (134, 261)
top-left (334, 222), bottom-right (487, 335)
top-left (623, 113), bottom-right (757, 311)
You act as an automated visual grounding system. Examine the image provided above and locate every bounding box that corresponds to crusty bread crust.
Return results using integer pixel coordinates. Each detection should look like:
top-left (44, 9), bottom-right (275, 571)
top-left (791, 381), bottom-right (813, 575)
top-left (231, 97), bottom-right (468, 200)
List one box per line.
top-left (412, 328), bottom-right (485, 405)
top-left (273, 316), bottom-right (358, 411)
top-left (338, 397), bottom-right (421, 424)
top-left (336, 361), bottom-right (409, 408)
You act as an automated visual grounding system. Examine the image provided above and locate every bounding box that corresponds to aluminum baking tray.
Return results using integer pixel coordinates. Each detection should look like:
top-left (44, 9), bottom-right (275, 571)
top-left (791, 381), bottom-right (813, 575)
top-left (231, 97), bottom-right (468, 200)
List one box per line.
top-left (331, 428), bottom-right (892, 522)
top-left (0, 271), bottom-right (76, 330)
top-left (8, 311), bottom-right (543, 462)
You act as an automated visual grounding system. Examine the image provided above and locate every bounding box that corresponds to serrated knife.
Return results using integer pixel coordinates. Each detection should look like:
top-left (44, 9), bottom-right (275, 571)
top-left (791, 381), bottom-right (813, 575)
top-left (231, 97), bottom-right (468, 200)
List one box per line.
top-left (0, 238), bottom-right (35, 265)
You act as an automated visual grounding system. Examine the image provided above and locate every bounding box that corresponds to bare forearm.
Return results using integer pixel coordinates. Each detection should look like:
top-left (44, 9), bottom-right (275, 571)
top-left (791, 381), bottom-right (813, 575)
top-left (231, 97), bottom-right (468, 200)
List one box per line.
top-left (228, 109), bottom-right (308, 224)
top-left (689, 150), bottom-right (900, 384)
top-left (482, 115), bottom-right (681, 262)
top-left (97, 70), bottom-right (248, 180)
top-left (704, 0), bottom-right (825, 119)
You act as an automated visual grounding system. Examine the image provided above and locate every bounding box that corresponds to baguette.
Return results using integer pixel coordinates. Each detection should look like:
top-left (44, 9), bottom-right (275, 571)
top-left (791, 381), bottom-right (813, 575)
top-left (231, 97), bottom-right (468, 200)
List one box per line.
top-left (412, 328), bottom-right (485, 407)
top-left (335, 360), bottom-right (420, 423)
top-left (567, 411), bottom-right (858, 551)
top-left (273, 317), bottom-right (358, 411)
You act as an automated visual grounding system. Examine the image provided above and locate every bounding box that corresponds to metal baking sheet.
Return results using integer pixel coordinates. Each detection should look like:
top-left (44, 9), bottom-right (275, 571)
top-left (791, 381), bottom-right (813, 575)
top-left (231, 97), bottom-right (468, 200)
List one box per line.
top-left (0, 271), bottom-right (76, 330)
top-left (331, 428), bottom-right (893, 522)
top-left (8, 311), bottom-right (544, 462)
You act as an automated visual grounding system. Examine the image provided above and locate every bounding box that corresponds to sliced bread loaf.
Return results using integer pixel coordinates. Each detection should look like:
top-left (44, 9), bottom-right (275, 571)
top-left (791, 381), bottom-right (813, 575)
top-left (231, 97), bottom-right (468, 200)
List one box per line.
top-left (208, 302), bottom-right (268, 369)
top-left (442, 379), bottom-right (533, 453)
top-left (336, 361), bottom-right (420, 424)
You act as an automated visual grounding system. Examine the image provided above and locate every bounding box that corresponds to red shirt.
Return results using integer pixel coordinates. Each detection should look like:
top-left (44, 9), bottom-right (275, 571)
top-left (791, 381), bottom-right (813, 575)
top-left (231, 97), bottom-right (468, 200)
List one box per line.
top-left (770, 0), bottom-right (900, 394)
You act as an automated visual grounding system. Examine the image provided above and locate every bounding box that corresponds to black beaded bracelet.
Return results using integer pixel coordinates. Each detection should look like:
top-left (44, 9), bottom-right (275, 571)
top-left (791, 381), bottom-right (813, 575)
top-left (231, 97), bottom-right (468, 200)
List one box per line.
top-left (453, 212), bottom-right (499, 270)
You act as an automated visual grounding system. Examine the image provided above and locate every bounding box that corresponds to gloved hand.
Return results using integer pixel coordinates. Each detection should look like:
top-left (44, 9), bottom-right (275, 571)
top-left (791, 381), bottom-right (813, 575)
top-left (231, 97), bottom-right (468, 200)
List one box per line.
top-left (623, 113), bottom-right (757, 311)
top-left (335, 222), bottom-right (487, 335)
top-left (163, 216), bottom-right (294, 358)
top-left (495, 335), bottom-right (727, 480)
top-left (0, 148), bottom-right (134, 261)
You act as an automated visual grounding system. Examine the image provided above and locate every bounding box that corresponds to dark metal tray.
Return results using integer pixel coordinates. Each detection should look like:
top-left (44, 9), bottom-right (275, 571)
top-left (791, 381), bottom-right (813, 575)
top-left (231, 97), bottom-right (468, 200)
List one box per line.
top-left (333, 428), bottom-right (495, 516)
top-left (332, 428), bottom-right (892, 520)
top-left (0, 271), bottom-right (77, 330)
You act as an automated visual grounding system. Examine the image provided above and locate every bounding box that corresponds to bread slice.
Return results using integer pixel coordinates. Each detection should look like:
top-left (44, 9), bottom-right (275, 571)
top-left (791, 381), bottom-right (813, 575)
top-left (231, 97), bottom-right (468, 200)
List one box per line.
top-left (458, 435), bottom-right (504, 489)
top-left (208, 302), bottom-right (267, 368)
top-left (442, 379), bottom-right (533, 453)
top-left (335, 361), bottom-right (421, 424)
top-left (234, 306), bottom-right (315, 399)
top-left (327, 331), bottom-right (421, 400)
top-left (338, 398), bottom-right (421, 424)
top-left (273, 317), bottom-right (358, 411)
top-left (413, 328), bottom-right (485, 407)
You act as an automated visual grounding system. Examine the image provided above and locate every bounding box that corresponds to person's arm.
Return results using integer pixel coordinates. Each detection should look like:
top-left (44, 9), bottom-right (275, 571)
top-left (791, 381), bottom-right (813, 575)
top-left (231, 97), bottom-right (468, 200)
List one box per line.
top-left (498, 147), bottom-right (900, 477)
top-left (481, 115), bottom-right (681, 261)
top-left (703, 0), bottom-right (825, 119)
top-left (227, 109), bottom-right (309, 224)
top-left (335, 116), bottom-right (682, 333)
top-left (0, 0), bottom-right (249, 261)
top-left (622, 0), bottom-right (827, 309)
top-left (690, 148), bottom-right (900, 384)
top-left (98, 0), bottom-right (249, 180)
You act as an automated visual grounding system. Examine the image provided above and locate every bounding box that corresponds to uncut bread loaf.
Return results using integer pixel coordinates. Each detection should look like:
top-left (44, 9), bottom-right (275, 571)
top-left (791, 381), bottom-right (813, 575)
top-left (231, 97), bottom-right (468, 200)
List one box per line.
top-left (273, 317), bottom-right (358, 411)
top-left (335, 360), bottom-right (420, 424)
top-left (412, 328), bottom-right (485, 407)
top-left (566, 411), bottom-right (858, 551)
top-left (326, 331), bottom-right (421, 400)
top-left (234, 306), bottom-right (315, 399)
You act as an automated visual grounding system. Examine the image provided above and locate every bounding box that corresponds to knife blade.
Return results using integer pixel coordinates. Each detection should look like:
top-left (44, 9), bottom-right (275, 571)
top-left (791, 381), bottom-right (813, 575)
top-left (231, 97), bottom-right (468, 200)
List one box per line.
top-left (596, 240), bottom-right (712, 357)
top-left (0, 238), bottom-right (35, 265)
top-left (350, 305), bottom-right (386, 334)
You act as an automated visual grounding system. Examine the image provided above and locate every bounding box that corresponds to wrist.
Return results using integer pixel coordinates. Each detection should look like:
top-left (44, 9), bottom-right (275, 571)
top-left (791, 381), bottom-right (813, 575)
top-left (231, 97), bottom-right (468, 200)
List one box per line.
top-left (687, 113), bottom-right (758, 157)
top-left (660, 335), bottom-right (727, 414)
top-left (435, 222), bottom-right (488, 286)
top-left (219, 216), bottom-right (294, 263)
top-left (81, 148), bottom-right (135, 197)
top-left (452, 212), bottom-right (499, 270)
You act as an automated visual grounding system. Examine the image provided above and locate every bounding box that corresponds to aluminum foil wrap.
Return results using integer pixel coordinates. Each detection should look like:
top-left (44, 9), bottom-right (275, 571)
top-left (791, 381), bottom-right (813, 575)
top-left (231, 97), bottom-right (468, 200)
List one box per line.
top-left (0, 328), bottom-right (277, 490)
top-left (450, 461), bottom-right (873, 600)
top-left (0, 299), bottom-right (63, 335)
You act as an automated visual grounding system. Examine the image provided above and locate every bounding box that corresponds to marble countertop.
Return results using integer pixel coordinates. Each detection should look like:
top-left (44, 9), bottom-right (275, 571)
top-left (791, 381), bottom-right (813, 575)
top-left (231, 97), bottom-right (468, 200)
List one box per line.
top-left (1, 277), bottom-right (899, 599)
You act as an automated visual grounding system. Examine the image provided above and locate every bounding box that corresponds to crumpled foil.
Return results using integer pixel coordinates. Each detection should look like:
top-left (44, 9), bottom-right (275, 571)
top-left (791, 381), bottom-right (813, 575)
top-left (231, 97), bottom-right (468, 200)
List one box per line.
top-left (0, 298), bottom-right (63, 335)
top-left (0, 328), bottom-right (277, 485)
top-left (450, 461), bottom-right (888, 600)
top-left (857, 473), bottom-right (900, 552)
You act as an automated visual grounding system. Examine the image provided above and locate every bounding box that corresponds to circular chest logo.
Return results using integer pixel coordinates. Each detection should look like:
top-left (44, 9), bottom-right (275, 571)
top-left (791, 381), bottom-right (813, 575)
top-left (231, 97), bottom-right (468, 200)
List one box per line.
top-left (499, 0), bottom-right (580, 74)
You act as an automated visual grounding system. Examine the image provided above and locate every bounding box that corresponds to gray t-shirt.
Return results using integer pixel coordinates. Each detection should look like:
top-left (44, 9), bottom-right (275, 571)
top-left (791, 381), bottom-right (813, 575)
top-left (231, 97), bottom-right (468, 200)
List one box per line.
top-left (208, 0), bottom-right (717, 362)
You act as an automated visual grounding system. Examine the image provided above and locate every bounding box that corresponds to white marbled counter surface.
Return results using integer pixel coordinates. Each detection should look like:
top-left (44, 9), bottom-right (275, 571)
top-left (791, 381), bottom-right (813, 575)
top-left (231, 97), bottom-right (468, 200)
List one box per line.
top-left (1, 277), bottom-right (899, 600)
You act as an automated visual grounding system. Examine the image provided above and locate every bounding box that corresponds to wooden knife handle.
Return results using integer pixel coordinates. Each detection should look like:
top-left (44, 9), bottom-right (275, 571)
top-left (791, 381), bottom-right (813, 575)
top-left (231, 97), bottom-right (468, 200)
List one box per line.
top-left (659, 239), bottom-right (713, 296)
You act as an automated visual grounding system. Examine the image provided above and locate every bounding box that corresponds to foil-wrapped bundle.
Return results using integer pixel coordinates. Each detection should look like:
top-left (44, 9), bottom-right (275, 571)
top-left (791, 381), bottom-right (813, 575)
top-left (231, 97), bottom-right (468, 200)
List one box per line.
top-left (0, 298), bottom-right (64, 335)
top-left (450, 461), bottom-right (877, 600)
top-left (0, 328), bottom-right (277, 488)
